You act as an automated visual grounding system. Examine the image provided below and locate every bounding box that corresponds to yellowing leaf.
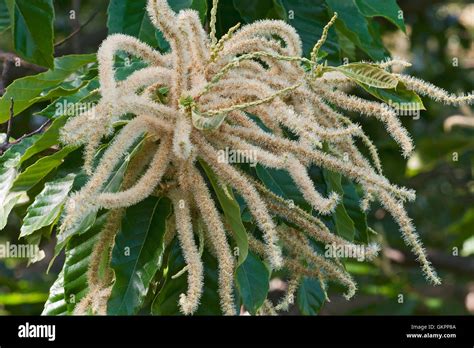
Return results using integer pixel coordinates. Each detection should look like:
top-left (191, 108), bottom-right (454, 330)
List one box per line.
top-left (330, 63), bottom-right (398, 89)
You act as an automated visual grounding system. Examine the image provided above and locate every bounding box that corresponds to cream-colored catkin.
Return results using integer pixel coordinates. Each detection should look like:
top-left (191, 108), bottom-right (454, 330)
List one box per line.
top-left (313, 85), bottom-right (414, 157)
top-left (97, 137), bottom-right (172, 209)
top-left (170, 189), bottom-right (204, 314)
top-left (187, 166), bottom-right (236, 315)
top-left (210, 131), bottom-right (339, 214)
top-left (397, 74), bottom-right (474, 105)
top-left (193, 134), bottom-right (283, 269)
top-left (376, 189), bottom-right (441, 285)
top-left (279, 228), bottom-right (357, 299)
top-left (221, 124), bottom-right (415, 201)
top-left (57, 0), bottom-right (474, 314)
top-left (275, 275), bottom-right (300, 312)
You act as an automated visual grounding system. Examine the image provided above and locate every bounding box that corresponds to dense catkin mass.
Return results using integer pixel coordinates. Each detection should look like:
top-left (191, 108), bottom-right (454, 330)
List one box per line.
top-left (58, 0), bottom-right (474, 315)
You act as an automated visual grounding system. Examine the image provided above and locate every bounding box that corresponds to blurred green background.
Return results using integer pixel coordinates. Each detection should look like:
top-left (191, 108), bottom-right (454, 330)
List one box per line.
top-left (0, 0), bottom-right (473, 315)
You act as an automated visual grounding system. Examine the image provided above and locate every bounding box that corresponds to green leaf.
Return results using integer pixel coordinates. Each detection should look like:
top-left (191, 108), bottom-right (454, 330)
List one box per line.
top-left (63, 214), bottom-right (108, 313)
top-left (0, 136), bottom-right (39, 230)
top-left (233, 0), bottom-right (287, 22)
top-left (107, 197), bottom-right (172, 315)
top-left (355, 0), bottom-right (406, 33)
top-left (341, 177), bottom-right (368, 244)
top-left (37, 78), bottom-right (100, 119)
top-left (0, 0), bottom-right (10, 32)
top-left (5, 0), bottom-right (55, 67)
top-left (42, 270), bottom-right (68, 315)
top-left (0, 54), bottom-right (96, 122)
top-left (297, 277), bottom-right (326, 315)
top-left (107, 0), bottom-right (158, 47)
top-left (11, 146), bottom-right (77, 193)
top-left (154, 0), bottom-right (207, 52)
top-left (20, 116), bottom-right (68, 165)
top-left (255, 164), bottom-right (311, 211)
top-left (357, 81), bottom-right (425, 111)
top-left (280, 0), bottom-right (339, 59)
top-left (323, 169), bottom-right (355, 241)
top-left (200, 160), bottom-right (248, 266)
top-left (152, 239), bottom-right (224, 315)
top-left (331, 63), bottom-right (398, 89)
top-left (20, 172), bottom-right (76, 239)
top-left (325, 0), bottom-right (386, 60)
top-left (235, 251), bottom-right (270, 315)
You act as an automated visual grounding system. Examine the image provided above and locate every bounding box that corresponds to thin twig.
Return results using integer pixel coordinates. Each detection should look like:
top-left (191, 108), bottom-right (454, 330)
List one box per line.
top-left (10, 119), bottom-right (52, 145)
top-left (54, 8), bottom-right (100, 48)
top-left (0, 110), bottom-right (52, 155)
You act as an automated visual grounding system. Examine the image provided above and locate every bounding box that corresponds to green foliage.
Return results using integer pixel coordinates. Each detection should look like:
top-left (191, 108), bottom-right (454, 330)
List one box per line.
top-left (200, 160), bottom-right (248, 266)
top-left (108, 197), bottom-right (172, 315)
top-left (235, 251), bottom-right (270, 315)
top-left (0, 0), bottom-right (470, 317)
top-left (41, 270), bottom-right (68, 315)
top-left (63, 215), bottom-right (107, 313)
top-left (0, 136), bottom-right (39, 229)
top-left (256, 165), bottom-right (311, 212)
top-left (323, 170), bottom-right (355, 241)
top-left (151, 239), bottom-right (224, 315)
top-left (0, 0), bottom-right (10, 33)
top-left (358, 81), bottom-right (425, 111)
top-left (107, 0), bottom-right (159, 47)
top-left (0, 54), bottom-right (96, 122)
top-left (20, 172), bottom-right (75, 238)
top-left (297, 277), bottom-right (326, 315)
top-left (5, 0), bottom-right (55, 67)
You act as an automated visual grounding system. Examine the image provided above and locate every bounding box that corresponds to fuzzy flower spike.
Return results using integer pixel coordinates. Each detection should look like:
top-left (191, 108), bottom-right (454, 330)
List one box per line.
top-left (59, 0), bottom-right (473, 315)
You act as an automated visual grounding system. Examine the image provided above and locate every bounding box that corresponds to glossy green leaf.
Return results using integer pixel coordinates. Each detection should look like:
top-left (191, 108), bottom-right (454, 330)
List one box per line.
top-left (107, 197), bottom-right (172, 315)
top-left (107, 0), bottom-right (158, 47)
top-left (37, 78), bottom-right (100, 119)
top-left (355, 0), bottom-right (406, 33)
top-left (325, 0), bottom-right (386, 60)
top-left (5, 0), bottom-right (54, 67)
top-left (0, 136), bottom-right (39, 230)
top-left (11, 146), bottom-right (77, 193)
top-left (235, 251), bottom-right (270, 315)
top-left (297, 277), bottom-right (326, 315)
top-left (152, 239), bottom-right (224, 315)
top-left (42, 270), bottom-right (68, 315)
top-left (63, 215), bottom-right (107, 313)
top-left (256, 164), bottom-right (311, 211)
top-left (281, 0), bottom-right (339, 59)
top-left (20, 172), bottom-right (76, 239)
top-left (0, 54), bottom-right (96, 122)
top-left (19, 116), bottom-right (68, 165)
top-left (233, 0), bottom-right (286, 22)
top-left (200, 160), bottom-right (248, 266)
top-left (357, 81), bottom-right (425, 111)
top-left (323, 169), bottom-right (355, 241)
top-left (341, 177), bottom-right (368, 244)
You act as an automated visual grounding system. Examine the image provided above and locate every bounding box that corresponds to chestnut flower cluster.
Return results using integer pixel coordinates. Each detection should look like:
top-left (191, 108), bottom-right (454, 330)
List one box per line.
top-left (58, 0), bottom-right (473, 315)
